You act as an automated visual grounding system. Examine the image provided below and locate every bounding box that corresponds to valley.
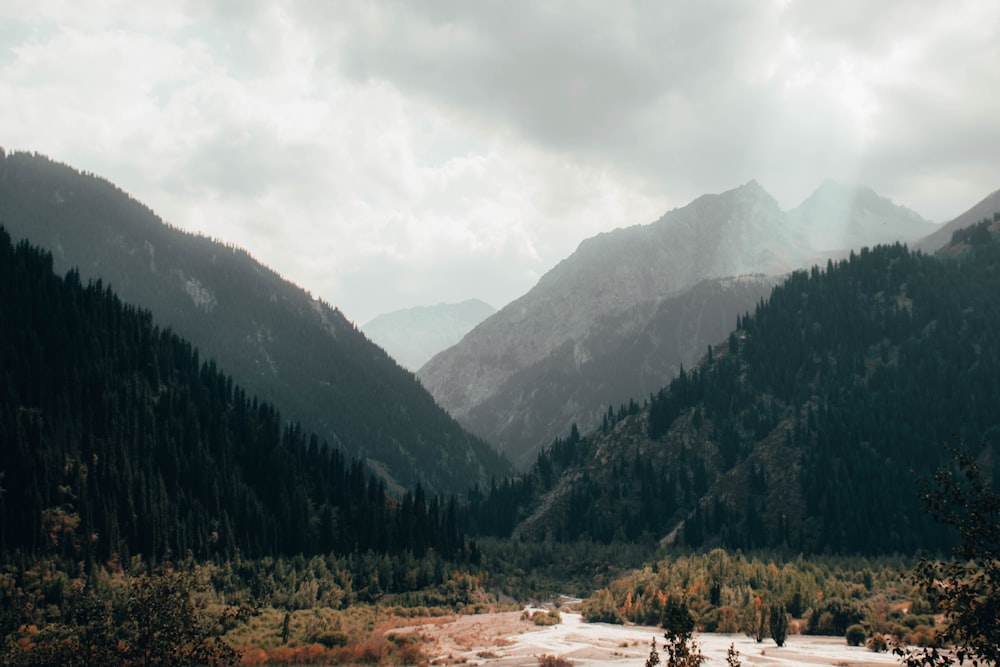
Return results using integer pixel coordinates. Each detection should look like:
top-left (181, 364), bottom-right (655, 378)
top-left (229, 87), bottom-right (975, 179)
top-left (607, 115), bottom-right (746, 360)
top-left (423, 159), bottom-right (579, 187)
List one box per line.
top-left (2, 151), bottom-right (999, 665)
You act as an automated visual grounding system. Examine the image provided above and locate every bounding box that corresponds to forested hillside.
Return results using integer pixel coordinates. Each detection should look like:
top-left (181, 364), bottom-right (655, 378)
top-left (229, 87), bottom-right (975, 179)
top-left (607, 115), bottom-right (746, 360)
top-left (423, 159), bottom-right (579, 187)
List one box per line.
top-left (420, 179), bottom-right (934, 469)
top-left (463, 217), bottom-right (1000, 555)
top-left (0, 150), bottom-right (510, 494)
top-left (0, 228), bottom-right (466, 566)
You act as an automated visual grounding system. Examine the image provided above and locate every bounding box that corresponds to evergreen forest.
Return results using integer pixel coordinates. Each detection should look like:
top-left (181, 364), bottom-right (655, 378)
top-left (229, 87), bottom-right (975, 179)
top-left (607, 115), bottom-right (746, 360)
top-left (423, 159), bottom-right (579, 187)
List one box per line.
top-left (0, 226), bottom-right (469, 567)
top-left (0, 150), bottom-right (510, 496)
top-left (461, 217), bottom-right (1000, 555)
top-left (3, 193), bottom-right (1000, 664)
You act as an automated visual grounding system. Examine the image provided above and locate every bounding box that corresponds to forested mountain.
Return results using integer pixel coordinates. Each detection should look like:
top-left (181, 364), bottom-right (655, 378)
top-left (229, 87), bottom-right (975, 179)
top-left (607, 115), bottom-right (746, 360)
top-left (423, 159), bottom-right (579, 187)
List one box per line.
top-left (362, 299), bottom-right (495, 371)
top-left (456, 275), bottom-right (780, 468)
top-left (420, 180), bottom-right (935, 468)
top-left (0, 228), bottom-right (467, 565)
top-left (0, 150), bottom-right (510, 494)
top-left (461, 217), bottom-right (1000, 555)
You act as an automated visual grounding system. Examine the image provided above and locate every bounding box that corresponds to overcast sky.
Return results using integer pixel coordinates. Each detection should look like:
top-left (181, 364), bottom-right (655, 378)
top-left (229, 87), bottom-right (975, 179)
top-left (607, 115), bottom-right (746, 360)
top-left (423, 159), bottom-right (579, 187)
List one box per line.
top-left (2, 1), bottom-right (998, 323)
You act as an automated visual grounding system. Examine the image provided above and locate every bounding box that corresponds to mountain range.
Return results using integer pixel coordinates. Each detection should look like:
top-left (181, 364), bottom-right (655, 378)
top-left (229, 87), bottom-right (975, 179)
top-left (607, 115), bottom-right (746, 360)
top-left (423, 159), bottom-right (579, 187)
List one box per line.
top-left (462, 217), bottom-right (1000, 553)
top-left (419, 179), bottom-right (941, 468)
top-left (3, 146), bottom-right (1000, 563)
top-left (0, 150), bottom-right (511, 494)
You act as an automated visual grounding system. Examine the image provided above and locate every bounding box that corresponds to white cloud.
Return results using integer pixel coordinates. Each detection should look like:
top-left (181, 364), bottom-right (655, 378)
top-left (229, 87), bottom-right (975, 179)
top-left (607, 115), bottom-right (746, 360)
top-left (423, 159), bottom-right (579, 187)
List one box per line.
top-left (1, 1), bottom-right (998, 321)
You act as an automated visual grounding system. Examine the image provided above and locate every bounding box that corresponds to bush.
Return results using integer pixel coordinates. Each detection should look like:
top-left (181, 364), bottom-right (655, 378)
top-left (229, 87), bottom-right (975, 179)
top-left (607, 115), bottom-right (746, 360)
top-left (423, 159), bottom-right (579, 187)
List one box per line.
top-left (580, 590), bottom-right (623, 624)
top-left (313, 631), bottom-right (349, 648)
top-left (531, 609), bottom-right (562, 626)
top-left (538, 654), bottom-right (572, 667)
top-left (866, 633), bottom-right (888, 653)
top-left (903, 624), bottom-right (939, 648)
top-left (845, 624), bottom-right (866, 647)
top-left (806, 599), bottom-right (861, 636)
top-left (2, 565), bottom-right (252, 667)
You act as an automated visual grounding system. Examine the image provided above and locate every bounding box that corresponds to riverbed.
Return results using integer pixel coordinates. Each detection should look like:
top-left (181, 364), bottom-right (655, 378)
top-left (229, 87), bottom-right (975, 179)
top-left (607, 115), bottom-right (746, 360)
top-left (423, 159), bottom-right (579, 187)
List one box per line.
top-left (399, 609), bottom-right (903, 666)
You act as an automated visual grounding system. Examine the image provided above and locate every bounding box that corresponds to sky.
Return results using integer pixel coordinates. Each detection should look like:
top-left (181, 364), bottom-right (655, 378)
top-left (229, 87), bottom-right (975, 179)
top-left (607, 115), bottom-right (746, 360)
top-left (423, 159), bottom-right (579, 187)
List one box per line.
top-left (2, 1), bottom-right (998, 324)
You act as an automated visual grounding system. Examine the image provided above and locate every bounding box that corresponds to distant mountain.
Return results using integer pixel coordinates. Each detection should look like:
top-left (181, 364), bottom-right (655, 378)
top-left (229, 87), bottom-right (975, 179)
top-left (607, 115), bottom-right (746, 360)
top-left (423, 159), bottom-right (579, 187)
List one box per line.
top-left (455, 275), bottom-right (780, 468)
top-left (462, 221), bottom-right (1000, 554)
top-left (913, 186), bottom-right (1000, 253)
top-left (789, 179), bottom-right (936, 253)
top-left (0, 150), bottom-right (511, 494)
top-left (0, 228), bottom-right (467, 563)
top-left (420, 180), bottom-right (934, 468)
top-left (362, 299), bottom-right (495, 371)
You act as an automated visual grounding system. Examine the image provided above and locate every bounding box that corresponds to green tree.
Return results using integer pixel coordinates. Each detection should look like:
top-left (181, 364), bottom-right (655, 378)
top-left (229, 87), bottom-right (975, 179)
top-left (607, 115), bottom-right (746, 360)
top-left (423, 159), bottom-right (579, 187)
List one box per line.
top-left (769, 603), bottom-right (788, 647)
top-left (659, 595), bottom-right (705, 667)
top-left (1, 565), bottom-right (253, 667)
top-left (896, 443), bottom-right (1000, 666)
top-left (645, 636), bottom-right (661, 667)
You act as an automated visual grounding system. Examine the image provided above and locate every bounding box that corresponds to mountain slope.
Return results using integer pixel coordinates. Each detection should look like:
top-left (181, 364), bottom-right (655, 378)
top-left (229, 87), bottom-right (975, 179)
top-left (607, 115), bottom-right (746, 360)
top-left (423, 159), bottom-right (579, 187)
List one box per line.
top-left (362, 299), bottom-right (495, 371)
top-left (789, 179), bottom-right (936, 252)
top-left (421, 180), bottom-right (933, 468)
top-left (0, 150), bottom-right (510, 493)
top-left (458, 275), bottom-right (780, 468)
top-left (0, 228), bottom-right (466, 564)
top-left (464, 221), bottom-right (1000, 554)
top-left (913, 186), bottom-right (1000, 253)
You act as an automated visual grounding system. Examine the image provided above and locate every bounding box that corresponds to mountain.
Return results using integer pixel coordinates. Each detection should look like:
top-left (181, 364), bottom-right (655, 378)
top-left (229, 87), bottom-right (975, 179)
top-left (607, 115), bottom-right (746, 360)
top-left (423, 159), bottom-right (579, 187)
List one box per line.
top-left (913, 186), bottom-right (1000, 254)
top-left (454, 275), bottom-right (780, 468)
top-left (0, 150), bottom-right (511, 494)
top-left (0, 228), bottom-right (467, 564)
top-left (420, 180), bottom-right (933, 468)
top-left (789, 179), bottom-right (936, 252)
top-left (362, 299), bottom-right (495, 371)
top-left (462, 220), bottom-right (1000, 554)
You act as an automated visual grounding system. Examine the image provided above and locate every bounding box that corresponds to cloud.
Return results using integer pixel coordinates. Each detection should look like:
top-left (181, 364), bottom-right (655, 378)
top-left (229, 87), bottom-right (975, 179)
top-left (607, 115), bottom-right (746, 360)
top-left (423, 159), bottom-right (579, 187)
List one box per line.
top-left (1, 1), bottom-right (998, 321)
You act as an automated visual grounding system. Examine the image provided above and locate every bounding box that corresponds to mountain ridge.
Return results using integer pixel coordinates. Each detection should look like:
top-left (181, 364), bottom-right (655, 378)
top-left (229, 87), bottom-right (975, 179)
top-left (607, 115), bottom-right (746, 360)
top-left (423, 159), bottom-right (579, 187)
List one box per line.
top-left (463, 222), bottom-right (1000, 553)
top-left (0, 150), bottom-right (511, 494)
top-left (420, 178), bottom-right (937, 467)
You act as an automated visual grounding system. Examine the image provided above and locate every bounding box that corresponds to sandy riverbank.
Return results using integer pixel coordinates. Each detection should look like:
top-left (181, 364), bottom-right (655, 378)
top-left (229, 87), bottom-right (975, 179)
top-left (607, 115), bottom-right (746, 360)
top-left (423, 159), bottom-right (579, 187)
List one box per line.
top-left (394, 609), bottom-right (903, 667)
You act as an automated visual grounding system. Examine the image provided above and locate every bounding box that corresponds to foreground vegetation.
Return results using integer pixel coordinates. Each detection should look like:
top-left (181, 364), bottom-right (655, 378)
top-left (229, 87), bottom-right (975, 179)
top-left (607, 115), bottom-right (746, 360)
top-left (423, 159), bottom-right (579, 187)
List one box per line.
top-left (0, 546), bottom-right (958, 665)
top-left (14, 443), bottom-right (992, 664)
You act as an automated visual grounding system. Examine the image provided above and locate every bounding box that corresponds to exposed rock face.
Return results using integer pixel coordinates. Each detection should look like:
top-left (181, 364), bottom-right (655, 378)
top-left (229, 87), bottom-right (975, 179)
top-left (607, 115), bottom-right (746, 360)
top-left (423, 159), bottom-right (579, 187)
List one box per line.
top-left (362, 299), bottom-right (495, 371)
top-left (419, 179), bottom-right (938, 468)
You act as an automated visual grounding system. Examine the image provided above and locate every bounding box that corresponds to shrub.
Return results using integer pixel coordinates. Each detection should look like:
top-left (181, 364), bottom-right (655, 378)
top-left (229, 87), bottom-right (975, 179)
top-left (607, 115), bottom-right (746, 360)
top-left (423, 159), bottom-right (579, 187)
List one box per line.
top-left (580, 590), bottom-right (623, 624)
top-left (904, 624), bottom-right (939, 648)
top-left (726, 643), bottom-right (742, 667)
top-left (313, 631), bottom-right (348, 648)
top-left (538, 654), bottom-right (572, 667)
top-left (866, 633), bottom-right (888, 653)
top-left (531, 609), bottom-right (562, 626)
top-left (845, 624), bottom-right (866, 647)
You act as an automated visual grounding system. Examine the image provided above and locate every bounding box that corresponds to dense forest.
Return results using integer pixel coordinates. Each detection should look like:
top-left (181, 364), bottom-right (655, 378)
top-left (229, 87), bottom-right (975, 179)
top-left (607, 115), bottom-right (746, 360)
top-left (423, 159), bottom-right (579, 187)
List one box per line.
top-left (0, 150), bottom-right (510, 495)
top-left (3, 158), bottom-right (1000, 662)
top-left (462, 217), bottom-right (1000, 555)
top-left (0, 227), bottom-right (467, 568)
top-left (8, 213), bottom-right (999, 564)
